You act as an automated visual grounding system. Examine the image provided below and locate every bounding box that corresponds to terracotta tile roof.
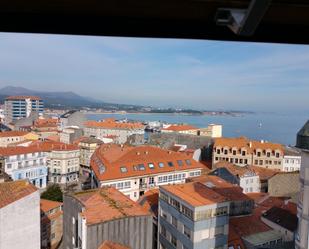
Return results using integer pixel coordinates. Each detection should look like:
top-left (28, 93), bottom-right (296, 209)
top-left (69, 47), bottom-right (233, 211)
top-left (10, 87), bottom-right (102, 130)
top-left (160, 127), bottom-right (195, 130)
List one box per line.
top-left (98, 241), bottom-right (130, 249)
top-left (40, 199), bottom-right (62, 213)
top-left (262, 206), bottom-right (298, 231)
top-left (91, 144), bottom-right (205, 181)
top-left (5, 95), bottom-right (42, 100)
top-left (34, 118), bottom-right (58, 128)
top-left (161, 182), bottom-right (228, 207)
top-left (0, 180), bottom-right (37, 208)
top-left (229, 209), bottom-right (272, 237)
top-left (7, 139), bottom-right (34, 146)
top-left (188, 175), bottom-right (252, 202)
top-left (0, 146), bottom-right (43, 156)
top-left (29, 140), bottom-right (79, 152)
top-left (0, 130), bottom-right (29, 137)
top-left (214, 136), bottom-right (284, 153)
top-left (138, 189), bottom-right (159, 217)
top-left (85, 119), bottom-right (144, 130)
top-left (73, 187), bottom-right (151, 225)
top-left (162, 124), bottom-right (197, 132)
top-left (45, 135), bottom-right (61, 142)
top-left (214, 161), bottom-right (278, 180)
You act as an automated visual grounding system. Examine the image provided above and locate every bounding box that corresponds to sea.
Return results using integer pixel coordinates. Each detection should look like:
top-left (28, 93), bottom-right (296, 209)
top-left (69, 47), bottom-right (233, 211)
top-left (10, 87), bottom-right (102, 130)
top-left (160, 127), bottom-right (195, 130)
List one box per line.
top-left (86, 112), bottom-right (309, 146)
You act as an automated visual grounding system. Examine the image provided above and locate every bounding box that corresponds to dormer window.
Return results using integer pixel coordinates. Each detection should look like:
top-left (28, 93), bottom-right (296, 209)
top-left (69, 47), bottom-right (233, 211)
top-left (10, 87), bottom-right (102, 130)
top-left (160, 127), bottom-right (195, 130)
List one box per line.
top-left (120, 166), bottom-right (127, 173)
top-left (168, 162), bottom-right (174, 167)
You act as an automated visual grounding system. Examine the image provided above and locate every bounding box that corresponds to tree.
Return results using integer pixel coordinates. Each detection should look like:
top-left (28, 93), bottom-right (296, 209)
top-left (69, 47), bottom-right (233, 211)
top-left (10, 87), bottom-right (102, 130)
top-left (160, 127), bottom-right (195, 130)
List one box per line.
top-left (41, 184), bottom-right (63, 202)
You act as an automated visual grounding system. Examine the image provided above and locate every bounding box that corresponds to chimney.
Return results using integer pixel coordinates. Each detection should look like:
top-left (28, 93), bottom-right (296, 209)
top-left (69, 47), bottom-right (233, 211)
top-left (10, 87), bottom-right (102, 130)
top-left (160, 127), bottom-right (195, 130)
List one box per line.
top-left (145, 151), bottom-right (148, 155)
top-left (261, 140), bottom-right (264, 143)
top-left (249, 142), bottom-right (252, 148)
top-left (136, 152), bottom-right (140, 155)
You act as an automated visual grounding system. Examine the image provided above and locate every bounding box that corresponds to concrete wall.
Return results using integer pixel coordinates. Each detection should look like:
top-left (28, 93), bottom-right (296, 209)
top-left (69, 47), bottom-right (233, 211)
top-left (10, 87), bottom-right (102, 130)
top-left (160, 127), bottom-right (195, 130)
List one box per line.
top-left (268, 172), bottom-right (299, 197)
top-left (261, 217), bottom-right (294, 242)
top-left (85, 216), bottom-right (153, 249)
top-left (0, 190), bottom-right (40, 249)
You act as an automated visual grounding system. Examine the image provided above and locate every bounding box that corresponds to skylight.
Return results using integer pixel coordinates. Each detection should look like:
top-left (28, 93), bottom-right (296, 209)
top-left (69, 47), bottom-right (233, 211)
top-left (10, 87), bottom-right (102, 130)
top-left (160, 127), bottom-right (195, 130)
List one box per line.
top-left (168, 161), bottom-right (174, 167)
top-left (177, 160), bottom-right (183, 166)
top-left (120, 166), bottom-right (127, 173)
top-left (148, 163), bottom-right (155, 169)
top-left (159, 162), bottom-right (164, 168)
top-left (138, 164), bottom-right (145, 170)
top-left (185, 159), bottom-right (191, 166)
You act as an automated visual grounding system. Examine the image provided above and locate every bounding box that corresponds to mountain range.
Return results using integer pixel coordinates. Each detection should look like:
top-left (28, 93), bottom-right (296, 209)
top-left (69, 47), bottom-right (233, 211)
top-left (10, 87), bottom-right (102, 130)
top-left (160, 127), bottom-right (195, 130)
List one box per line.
top-left (0, 86), bottom-right (143, 110)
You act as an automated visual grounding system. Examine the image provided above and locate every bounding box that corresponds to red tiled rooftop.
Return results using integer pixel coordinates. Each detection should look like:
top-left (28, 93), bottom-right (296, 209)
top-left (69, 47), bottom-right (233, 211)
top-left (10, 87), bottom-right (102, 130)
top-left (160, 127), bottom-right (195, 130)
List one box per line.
top-left (0, 180), bottom-right (37, 209)
top-left (29, 140), bottom-right (79, 152)
top-left (161, 182), bottom-right (228, 207)
top-left (162, 124), bottom-right (197, 132)
top-left (98, 241), bottom-right (130, 249)
top-left (91, 144), bottom-right (205, 181)
top-left (138, 189), bottom-right (159, 217)
top-left (0, 130), bottom-right (29, 138)
top-left (74, 187), bottom-right (151, 225)
top-left (85, 119), bottom-right (144, 130)
top-left (188, 175), bottom-right (252, 202)
top-left (40, 199), bottom-right (62, 213)
top-left (0, 146), bottom-right (43, 156)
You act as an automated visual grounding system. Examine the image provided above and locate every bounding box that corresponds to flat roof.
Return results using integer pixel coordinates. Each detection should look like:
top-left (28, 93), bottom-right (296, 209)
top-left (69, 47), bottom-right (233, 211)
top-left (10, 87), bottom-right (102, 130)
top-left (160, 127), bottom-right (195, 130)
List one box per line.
top-left (243, 230), bottom-right (282, 246)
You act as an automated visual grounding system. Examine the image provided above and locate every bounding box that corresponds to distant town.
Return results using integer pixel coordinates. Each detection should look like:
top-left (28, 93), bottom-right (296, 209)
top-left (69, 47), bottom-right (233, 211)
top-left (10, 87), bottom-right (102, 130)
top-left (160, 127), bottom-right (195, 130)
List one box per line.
top-left (0, 94), bottom-right (308, 249)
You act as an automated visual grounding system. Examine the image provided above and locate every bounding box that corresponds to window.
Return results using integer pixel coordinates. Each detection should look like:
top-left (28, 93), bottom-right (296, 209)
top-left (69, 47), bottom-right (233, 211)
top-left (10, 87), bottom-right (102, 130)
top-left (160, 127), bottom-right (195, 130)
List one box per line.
top-left (148, 163), bottom-right (155, 169)
top-left (257, 151), bottom-right (261, 157)
top-left (138, 164), bottom-right (145, 170)
top-left (170, 198), bottom-right (180, 211)
top-left (159, 162), bottom-right (164, 168)
top-left (276, 152), bottom-right (280, 158)
top-left (171, 235), bottom-right (177, 247)
top-left (224, 149), bottom-right (228, 155)
top-left (7, 164), bottom-right (12, 169)
top-left (184, 225), bottom-right (191, 239)
top-left (267, 152), bottom-right (270, 157)
top-left (214, 226), bottom-right (224, 236)
top-left (233, 150), bottom-right (236, 155)
top-left (185, 159), bottom-right (191, 165)
top-left (242, 151), bottom-right (246, 156)
top-left (172, 216), bottom-right (177, 227)
top-left (161, 225), bottom-right (167, 238)
top-left (161, 192), bottom-right (169, 202)
top-left (177, 160), bottom-right (183, 166)
top-left (168, 161), bottom-right (174, 167)
top-left (120, 166), bottom-right (127, 173)
top-left (149, 177), bottom-right (154, 184)
top-left (124, 181), bottom-right (131, 189)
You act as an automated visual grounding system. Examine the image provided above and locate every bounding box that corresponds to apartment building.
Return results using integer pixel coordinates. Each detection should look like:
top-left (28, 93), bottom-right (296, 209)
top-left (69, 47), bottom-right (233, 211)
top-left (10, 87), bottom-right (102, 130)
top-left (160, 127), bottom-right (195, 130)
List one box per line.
top-left (59, 126), bottom-right (83, 144)
top-left (78, 137), bottom-right (103, 176)
top-left (4, 95), bottom-right (44, 124)
top-left (282, 147), bottom-right (301, 172)
top-left (158, 182), bottom-right (229, 249)
top-left (213, 137), bottom-right (284, 170)
top-left (63, 187), bottom-right (153, 249)
top-left (0, 180), bottom-right (40, 249)
top-left (0, 146), bottom-right (48, 188)
top-left (84, 118), bottom-right (145, 144)
top-left (295, 120), bottom-right (309, 249)
top-left (90, 144), bottom-right (205, 201)
top-left (40, 199), bottom-right (63, 249)
top-left (33, 141), bottom-right (80, 185)
top-left (198, 124), bottom-right (222, 138)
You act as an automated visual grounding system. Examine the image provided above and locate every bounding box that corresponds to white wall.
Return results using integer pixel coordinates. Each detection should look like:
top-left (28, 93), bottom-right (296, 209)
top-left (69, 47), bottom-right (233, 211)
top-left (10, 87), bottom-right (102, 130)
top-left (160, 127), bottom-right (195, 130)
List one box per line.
top-left (0, 190), bottom-right (40, 249)
top-left (240, 175), bottom-right (260, 193)
top-left (283, 155), bottom-right (301, 172)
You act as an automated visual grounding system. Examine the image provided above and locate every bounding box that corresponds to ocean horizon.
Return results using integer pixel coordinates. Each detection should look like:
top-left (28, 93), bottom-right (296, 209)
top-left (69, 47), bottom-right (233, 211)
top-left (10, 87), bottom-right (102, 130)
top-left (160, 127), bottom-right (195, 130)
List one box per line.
top-left (86, 111), bottom-right (309, 146)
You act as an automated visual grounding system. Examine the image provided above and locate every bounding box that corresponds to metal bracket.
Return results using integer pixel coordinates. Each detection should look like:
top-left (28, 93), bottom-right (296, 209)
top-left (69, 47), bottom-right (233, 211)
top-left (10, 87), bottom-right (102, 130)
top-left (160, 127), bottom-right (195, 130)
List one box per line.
top-left (215, 0), bottom-right (272, 36)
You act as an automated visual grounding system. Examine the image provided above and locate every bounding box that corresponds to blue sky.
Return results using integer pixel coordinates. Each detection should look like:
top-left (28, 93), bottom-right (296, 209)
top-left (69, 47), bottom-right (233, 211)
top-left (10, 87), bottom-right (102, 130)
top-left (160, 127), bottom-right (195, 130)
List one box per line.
top-left (0, 32), bottom-right (309, 112)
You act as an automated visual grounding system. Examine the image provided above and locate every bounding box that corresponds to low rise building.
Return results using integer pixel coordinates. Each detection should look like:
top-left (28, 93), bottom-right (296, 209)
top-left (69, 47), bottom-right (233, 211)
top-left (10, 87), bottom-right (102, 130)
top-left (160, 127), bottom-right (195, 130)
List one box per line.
top-left (84, 118), bottom-right (145, 144)
top-left (282, 146), bottom-right (301, 172)
top-left (60, 126), bottom-right (83, 144)
top-left (213, 137), bottom-right (284, 170)
top-left (211, 161), bottom-right (261, 193)
top-left (63, 187), bottom-right (153, 249)
top-left (161, 124), bottom-right (198, 135)
top-left (90, 144), bottom-right (206, 201)
top-left (0, 146), bottom-right (48, 188)
top-left (59, 110), bottom-right (87, 130)
top-left (158, 182), bottom-right (230, 249)
top-left (198, 124), bottom-right (222, 138)
top-left (40, 199), bottom-right (63, 249)
top-left (0, 130), bottom-right (38, 147)
top-left (0, 180), bottom-right (40, 249)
